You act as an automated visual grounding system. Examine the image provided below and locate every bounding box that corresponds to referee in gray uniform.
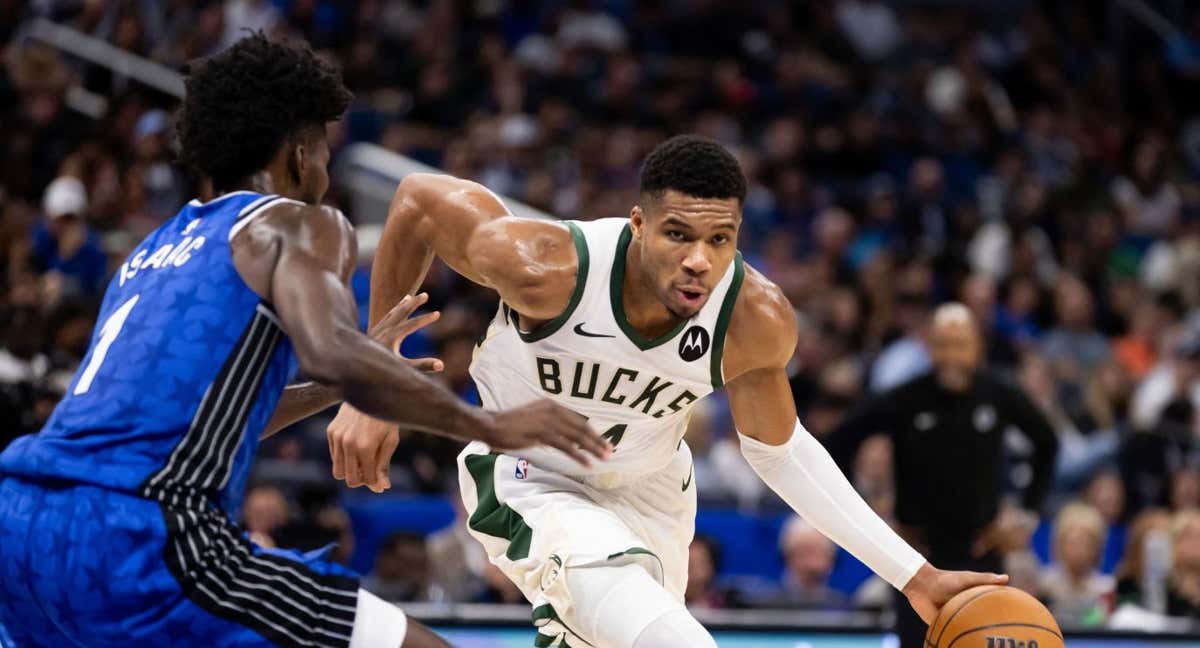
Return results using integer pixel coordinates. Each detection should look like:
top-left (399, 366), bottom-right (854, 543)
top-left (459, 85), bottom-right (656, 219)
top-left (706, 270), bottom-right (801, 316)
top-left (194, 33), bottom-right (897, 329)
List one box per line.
top-left (825, 303), bottom-right (1058, 648)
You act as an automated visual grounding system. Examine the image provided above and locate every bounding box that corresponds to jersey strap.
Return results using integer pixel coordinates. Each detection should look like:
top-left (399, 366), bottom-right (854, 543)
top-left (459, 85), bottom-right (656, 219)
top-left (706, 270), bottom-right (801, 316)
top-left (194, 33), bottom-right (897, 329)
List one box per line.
top-left (709, 251), bottom-right (744, 389)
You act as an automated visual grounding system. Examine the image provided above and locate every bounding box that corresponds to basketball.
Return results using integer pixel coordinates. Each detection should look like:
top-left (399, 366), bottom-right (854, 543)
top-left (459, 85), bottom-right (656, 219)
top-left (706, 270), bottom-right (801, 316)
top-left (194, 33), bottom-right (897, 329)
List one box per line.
top-left (925, 586), bottom-right (1064, 648)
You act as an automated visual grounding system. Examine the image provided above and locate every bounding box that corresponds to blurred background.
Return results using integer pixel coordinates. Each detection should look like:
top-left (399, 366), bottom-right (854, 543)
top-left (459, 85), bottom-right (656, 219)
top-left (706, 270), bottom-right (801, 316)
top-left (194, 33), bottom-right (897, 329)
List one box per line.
top-left (2, 0), bottom-right (1200, 645)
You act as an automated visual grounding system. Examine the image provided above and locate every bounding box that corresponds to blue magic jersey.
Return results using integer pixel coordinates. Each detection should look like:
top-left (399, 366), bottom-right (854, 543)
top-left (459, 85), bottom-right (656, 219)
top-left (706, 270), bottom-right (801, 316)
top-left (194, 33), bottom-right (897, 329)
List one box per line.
top-left (0, 191), bottom-right (300, 515)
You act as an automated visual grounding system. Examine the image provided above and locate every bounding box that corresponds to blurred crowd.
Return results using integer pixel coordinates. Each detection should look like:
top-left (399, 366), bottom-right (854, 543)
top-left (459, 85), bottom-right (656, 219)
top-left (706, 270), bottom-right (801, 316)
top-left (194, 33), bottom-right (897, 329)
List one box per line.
top-left (2, 0), bottom-right (1200, 632)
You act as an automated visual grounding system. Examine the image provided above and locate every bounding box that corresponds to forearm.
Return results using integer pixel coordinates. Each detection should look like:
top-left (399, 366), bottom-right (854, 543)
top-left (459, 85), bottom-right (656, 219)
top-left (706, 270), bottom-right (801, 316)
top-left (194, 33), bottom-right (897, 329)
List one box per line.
top-left (370, 193), bottom-right (434, 327)
top-left (740, 420), bottom-right (927, 590)
top-left (261, 382), bottom-right (343, 440)
top-left (335, 331), bottom-right (490, 441)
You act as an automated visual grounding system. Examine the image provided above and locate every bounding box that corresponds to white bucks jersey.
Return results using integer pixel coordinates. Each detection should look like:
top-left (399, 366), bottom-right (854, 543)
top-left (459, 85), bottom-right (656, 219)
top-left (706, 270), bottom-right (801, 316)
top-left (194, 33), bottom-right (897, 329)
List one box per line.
top-left (469, 218), bottom-right (745, 488)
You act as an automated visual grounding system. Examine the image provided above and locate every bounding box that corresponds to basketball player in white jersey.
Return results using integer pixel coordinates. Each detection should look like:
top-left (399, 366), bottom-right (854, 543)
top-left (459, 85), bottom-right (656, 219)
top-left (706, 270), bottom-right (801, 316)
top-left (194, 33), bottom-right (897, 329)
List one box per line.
top-left (327, 135), bottom-right (1007, 647)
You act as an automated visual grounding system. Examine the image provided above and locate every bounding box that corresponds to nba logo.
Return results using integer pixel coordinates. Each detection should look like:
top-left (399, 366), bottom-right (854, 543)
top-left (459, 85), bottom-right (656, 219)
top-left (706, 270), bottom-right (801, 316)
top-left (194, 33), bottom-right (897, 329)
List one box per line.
top-left (515, 458), bottom-right (529, 480)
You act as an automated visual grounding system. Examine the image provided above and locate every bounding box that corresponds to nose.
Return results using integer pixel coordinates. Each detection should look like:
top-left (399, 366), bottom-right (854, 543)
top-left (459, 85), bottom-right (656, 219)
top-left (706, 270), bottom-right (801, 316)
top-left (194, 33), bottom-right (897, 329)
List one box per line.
top-left (681, 244), bottom-right (712, 276)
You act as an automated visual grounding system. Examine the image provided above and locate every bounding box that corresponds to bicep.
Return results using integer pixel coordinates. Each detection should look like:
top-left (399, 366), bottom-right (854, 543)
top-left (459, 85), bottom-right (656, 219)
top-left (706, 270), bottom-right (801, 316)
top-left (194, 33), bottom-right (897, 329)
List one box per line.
top-left (727, 366), bottom-right (799, 445)
top-left (386, 173), bottom-right (512, 287)
top-left (263, 210), bottom-right (361, 374)
top-left (381, 174), bottom-right (575, 319)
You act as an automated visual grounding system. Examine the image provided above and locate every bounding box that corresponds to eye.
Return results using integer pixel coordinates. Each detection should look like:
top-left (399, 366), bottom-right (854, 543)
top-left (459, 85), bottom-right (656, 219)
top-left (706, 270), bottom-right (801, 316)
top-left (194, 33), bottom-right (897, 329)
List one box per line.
top-left (667, 230), bottom-right (686, 241)
top-left (711, 234), bottom-right (728, 245)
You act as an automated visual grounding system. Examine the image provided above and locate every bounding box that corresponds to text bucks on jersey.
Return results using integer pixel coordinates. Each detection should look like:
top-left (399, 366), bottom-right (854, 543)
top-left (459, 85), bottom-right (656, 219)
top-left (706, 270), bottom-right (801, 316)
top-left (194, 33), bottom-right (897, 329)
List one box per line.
top-left (467, 218), bottom-right (744, 488)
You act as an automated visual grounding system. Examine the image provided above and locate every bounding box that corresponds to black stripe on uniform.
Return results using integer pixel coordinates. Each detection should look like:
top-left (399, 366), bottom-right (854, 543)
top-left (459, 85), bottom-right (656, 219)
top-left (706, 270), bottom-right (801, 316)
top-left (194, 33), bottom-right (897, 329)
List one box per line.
top-left (141, 304), bottom-right (281, 508)
top-left (159, 507), bottom-right (359, 648)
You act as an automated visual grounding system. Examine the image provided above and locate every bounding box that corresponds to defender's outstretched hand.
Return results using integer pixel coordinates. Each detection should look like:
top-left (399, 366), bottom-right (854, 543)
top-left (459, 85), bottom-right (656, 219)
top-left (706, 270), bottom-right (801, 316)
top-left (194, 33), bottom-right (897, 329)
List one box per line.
top-left (369, 292), bottom-right (442, 371)
top-left (327, 399), bottom-right (611, 492)
top-left (902, 563), bottom-right (1009, 624)
top-left (480, 400), bottom-right (612, 467)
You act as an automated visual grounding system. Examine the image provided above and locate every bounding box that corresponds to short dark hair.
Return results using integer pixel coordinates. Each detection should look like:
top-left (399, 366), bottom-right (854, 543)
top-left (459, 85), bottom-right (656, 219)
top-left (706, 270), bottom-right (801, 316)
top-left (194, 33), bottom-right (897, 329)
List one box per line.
top-left (639, 135), bottom-right (747, 204)
top-left (177, 33), bottom-right (352, 191)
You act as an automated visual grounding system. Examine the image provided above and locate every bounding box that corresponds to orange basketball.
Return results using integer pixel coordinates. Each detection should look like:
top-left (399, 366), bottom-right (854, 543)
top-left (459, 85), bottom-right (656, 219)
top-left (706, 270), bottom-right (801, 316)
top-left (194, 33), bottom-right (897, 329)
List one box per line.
top-left (925, 585), bottom-right (1064, 648)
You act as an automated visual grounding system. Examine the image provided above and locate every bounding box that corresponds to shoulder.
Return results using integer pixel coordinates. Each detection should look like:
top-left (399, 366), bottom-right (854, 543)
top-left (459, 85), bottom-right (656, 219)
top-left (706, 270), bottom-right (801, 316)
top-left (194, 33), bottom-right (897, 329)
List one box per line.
top-left (722, 262), bottom-right (798, 380)
top-left (233, 201), bottom-right (355, 277)
top-left (236, 200), bottom-right (353, 248)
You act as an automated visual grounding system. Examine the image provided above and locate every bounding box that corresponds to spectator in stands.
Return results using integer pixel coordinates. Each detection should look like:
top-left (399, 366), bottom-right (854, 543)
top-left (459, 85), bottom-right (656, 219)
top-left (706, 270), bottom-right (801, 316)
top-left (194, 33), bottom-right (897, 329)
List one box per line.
top-left (1167, 509), bottom-right (1200, 618)
top-left (1114, 508), bottom-right (1171, 611)
top-left (426, 490), bottom-right (488, 603)
top-left (1112, 132), bottom-right (1181, 241)
top-left (1005, 550), bottom-right (1043, 599)
top-left (764, 517), bottom-right (849, 610)
top-left (1085, 470), bottom-right (1127, 527)
top-left (1172, 468), bottom-right (1200, 512)
top-left (1125, 330), bottom-right (1200, 510)
top-left (362, 531), bottom-right (434, 603)
top-left (242, 484), bottom-right (289, 548)
top-left (1042, 275), bottom-right (1112, 407)
top-left (1, 45), bottom-right (88, 202)
top-left (30, 176), bottom-right (107, 296)
top-left (1040, 502), bottom-right (1114, 627)
top-left (477, 562), bottom-right (523, 605)
top-left (1131, 327), bottom-right (1200, 435)
top-left (685, 536), bottom-right (727, 610)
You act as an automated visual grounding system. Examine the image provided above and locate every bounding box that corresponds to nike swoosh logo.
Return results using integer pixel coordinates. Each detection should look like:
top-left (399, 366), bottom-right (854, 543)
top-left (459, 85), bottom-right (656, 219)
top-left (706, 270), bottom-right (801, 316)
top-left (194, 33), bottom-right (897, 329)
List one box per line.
top-left (573, 322), bottom-right (615, 338)
top-left (682, 464), bottom-right (693, 491)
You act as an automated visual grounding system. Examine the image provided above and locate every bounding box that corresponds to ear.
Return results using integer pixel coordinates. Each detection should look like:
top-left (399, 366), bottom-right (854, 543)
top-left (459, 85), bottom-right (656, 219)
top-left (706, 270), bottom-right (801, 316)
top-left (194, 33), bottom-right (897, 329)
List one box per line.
top-left (287, 141), bottom-right (305, 185)
top-left (630, 204), bottom-right (644, 239)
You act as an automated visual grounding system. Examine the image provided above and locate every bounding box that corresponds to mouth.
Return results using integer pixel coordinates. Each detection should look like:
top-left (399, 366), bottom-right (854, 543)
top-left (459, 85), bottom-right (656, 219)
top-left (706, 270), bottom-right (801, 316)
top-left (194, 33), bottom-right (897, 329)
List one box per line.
top-left (674, 286), bottom-right (707, 308)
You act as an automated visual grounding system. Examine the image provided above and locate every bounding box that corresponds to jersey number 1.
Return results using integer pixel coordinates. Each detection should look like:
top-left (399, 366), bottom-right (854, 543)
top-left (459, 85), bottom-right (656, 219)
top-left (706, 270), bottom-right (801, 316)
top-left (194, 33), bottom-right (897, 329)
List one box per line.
top-left (74, 294), bottom-right (140, 395)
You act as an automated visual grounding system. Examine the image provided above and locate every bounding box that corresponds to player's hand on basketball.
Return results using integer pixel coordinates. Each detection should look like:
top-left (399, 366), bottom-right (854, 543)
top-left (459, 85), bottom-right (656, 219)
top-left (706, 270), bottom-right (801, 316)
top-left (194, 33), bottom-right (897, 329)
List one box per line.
top-left (326, 404), bottom-right (398, 493)
top-left (369, 292), bottom-right (443, 372)
top-left (481, 400), bottom-right (612, 466)
top-left (902, 562), bottom-right (1008, 625)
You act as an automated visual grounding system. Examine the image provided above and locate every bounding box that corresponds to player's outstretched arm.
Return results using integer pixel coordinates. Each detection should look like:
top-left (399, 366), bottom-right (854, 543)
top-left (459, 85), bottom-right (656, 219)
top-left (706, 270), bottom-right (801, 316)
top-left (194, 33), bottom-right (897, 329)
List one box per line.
top-left (234, 202), bottom-right (607, 489)
top-left (261, 293), bottom-right (443, 439)
top-left (721, 267), bottom-right (1006, 625)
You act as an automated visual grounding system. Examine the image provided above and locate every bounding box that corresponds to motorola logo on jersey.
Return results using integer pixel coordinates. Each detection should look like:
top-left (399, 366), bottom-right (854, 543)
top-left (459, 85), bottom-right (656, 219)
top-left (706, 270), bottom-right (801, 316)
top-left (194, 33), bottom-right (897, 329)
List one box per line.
top-left (678, 326), bottom-right (710, 361)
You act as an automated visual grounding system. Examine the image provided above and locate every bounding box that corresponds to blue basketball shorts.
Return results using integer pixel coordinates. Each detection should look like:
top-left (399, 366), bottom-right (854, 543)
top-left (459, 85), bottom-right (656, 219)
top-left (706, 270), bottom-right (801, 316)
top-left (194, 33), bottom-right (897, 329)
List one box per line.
top-left (0, 476), bottom-right (362, 648)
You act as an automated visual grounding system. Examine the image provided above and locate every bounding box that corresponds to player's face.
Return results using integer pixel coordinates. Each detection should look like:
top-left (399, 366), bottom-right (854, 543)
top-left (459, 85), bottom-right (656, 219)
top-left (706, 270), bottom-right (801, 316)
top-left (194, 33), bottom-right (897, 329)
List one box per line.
top-left (631, 190), bottom-right (740, 319)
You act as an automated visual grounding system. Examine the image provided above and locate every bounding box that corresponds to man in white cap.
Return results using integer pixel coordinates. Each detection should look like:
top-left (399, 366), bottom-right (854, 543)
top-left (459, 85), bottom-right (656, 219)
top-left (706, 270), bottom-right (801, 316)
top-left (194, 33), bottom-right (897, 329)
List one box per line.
top-left (33, 175), bottom-right (107, 295)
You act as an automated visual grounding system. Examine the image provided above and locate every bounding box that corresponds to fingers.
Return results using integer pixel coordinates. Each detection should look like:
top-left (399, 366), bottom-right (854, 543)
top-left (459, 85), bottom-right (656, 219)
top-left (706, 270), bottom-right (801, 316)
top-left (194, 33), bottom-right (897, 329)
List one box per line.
top-left (344, 449), bottom-right (364, 488)
top-left (369, 292), bottom-right (441, 351)
top-left (542, 430), bottom-right (593, 467)
top-left (560, 409), bottom-right (611, 461)
top-left (407, 357), bottom-right (444, 372)
top-left (368, 430), bottom-right (400, 493)
top-left (328, 424), bottom-right (346, 481)
top-left (390, 292), bottom-right (426, 322)
top-left (389, 311), bottom-right (441, 351)
top-left (957, 570), bottom-right (1009, 588)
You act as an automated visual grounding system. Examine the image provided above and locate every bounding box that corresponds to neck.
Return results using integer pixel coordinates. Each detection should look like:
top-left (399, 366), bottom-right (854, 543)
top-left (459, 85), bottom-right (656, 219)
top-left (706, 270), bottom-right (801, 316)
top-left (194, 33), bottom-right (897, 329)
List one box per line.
top-left (219, 171), bottom-right (282, 200)
top-left (622, 242), bottom-right (680, 339)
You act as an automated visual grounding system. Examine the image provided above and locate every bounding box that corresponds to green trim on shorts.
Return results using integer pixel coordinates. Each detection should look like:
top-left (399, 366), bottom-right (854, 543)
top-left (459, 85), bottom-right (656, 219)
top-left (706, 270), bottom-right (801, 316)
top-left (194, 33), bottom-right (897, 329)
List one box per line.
top-left (464, 453), bottom-right (533, 561)
top-left (605, 546), bottom-right (656, 561)
top-left (532, 604), bottom-right (592, 647)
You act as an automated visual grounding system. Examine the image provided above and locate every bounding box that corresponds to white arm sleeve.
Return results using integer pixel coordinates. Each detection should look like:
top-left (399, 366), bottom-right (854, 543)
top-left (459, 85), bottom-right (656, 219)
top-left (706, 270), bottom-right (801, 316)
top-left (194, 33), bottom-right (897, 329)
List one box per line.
top-left (739, 419), bottom-right (927, 590)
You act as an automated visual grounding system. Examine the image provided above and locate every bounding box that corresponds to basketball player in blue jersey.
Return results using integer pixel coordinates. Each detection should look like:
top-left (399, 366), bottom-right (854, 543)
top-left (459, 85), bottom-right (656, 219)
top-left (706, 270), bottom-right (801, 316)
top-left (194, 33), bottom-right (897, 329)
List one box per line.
top-left (0, 34), bottom-right (608, 648)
